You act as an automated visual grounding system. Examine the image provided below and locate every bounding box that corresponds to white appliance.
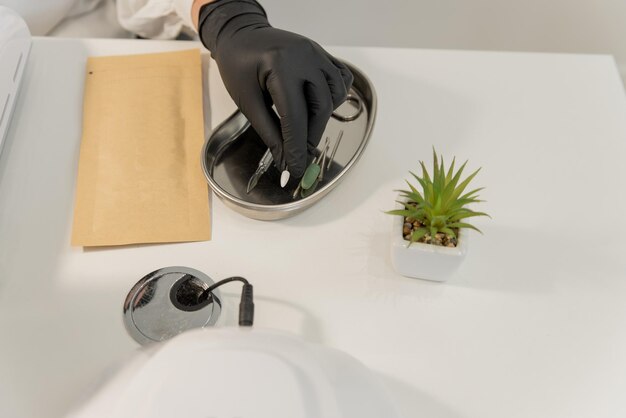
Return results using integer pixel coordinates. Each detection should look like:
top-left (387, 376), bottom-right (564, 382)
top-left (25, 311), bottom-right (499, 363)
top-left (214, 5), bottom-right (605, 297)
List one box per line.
top-left (0, 6), bottom-right (31, 156)
top-left (69, 328), bottom-right (401, 418)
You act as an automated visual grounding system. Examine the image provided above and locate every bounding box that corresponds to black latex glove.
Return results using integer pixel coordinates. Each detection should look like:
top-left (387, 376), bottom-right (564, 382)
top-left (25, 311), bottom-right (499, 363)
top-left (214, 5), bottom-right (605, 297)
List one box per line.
top-left (199, 0), bottom-right (353, 177)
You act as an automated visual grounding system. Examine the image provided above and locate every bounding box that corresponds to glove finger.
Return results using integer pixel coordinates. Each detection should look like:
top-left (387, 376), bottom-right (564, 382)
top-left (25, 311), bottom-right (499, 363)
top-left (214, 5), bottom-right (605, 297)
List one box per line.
top-left (320, 60), bottom-right (348, 109)
top-left (305, 72), bottom-right (334, 149)
top-left (327, 54), bottom-right (355, 94)
top-left (239, 89), bottom-right (284, 169)
top-left (311, 43), bottom-right (349, 108)
top-left (266, 72), bottom-right (309, 177)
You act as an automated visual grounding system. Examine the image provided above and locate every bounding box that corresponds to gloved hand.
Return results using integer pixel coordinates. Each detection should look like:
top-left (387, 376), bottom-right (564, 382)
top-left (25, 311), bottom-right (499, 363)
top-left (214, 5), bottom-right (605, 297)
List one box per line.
top-left (198, 0), bottom-right (353, 177)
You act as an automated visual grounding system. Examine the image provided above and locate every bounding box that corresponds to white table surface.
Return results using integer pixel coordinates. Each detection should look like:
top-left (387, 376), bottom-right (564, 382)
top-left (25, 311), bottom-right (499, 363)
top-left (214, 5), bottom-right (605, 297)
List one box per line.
top-left (1, 37), bottom-right (626, 418)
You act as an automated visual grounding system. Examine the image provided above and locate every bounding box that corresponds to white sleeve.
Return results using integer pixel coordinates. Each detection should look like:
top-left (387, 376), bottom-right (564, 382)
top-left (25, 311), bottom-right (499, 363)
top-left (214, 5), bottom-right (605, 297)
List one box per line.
top-left (116, 0), bottom-right (196, 40)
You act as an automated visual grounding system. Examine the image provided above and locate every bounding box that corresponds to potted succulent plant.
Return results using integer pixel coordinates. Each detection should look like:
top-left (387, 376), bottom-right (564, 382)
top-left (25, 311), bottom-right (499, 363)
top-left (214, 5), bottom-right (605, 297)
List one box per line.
top-left (388, 149), bottom-right (490, 281)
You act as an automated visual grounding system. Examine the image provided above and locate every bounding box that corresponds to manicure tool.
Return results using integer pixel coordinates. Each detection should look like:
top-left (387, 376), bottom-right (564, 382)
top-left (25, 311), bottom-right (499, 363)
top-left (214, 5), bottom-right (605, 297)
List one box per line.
top-left (246, 148), bottom-right (274, 194)
top-left (247, 93), bottom-right (360, 194)
top-left (293, 145), bottom-right (324, 198)
top-left (327, 130), bottom-right (343, 170)
top-left (294, 139), bottom-right (331, 199)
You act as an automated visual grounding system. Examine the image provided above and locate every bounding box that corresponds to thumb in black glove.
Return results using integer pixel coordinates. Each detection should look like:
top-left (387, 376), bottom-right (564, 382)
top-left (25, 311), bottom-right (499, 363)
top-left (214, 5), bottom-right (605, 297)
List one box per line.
top-left (198, 0), bottom-right (353, 177)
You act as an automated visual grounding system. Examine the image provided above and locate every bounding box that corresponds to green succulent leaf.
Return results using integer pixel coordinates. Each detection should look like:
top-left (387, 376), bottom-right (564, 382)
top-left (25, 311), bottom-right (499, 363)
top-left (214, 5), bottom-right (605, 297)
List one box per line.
top-left (431, 215), bottom-right (447, 227)
top-left (388, 148), bottom-right (490, 239)
top-left (447, 198), bottom-right (483, 211)
top-left (440, 227), bottom-right (456, 238)
top-left (403, 191), bottom-right (425, 205)
top-left (446, 167), bottom-right (481, 206)
top-left (410, 227), bottom-right (428, 244)
top-left (404, 180), bottom-right (422, 198)
top-left (445, 156), bottom-right (456, 184)
top-left (459, 187), bottom-right (485, 200)
top-left (446, 160), bottom-right (468, 196)
top-left (386, 209), bottom-right (414, 217)
top-left (409, 172), bottom-right (429, 197)
top-left (419, 162), bottom-right (433, 194)
top-left (432, 148), bottom-right (439, 181)
top-left (448, 211), bottom-right (491, 222)
top-left (446, 222), bottom-right (483, 234)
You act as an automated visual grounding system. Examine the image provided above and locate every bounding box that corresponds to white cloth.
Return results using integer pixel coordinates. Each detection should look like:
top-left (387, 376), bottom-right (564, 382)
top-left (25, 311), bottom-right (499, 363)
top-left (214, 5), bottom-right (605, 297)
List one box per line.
top-left (0, 0), bottom-right (196, 38)
top-left (117, 0), bottom-right (195, 39)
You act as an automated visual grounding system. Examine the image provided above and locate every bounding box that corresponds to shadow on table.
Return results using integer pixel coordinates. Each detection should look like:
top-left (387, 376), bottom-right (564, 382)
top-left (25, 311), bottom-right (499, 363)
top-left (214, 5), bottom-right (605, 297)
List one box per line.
top-left (368, 221), bottom-right (620, 295)
top-left (376, 373), bottom-right (465, 418)
top-left (359, 222), bottom-right (561, 295)
top-left (441, 224), bottom-right (579, 294)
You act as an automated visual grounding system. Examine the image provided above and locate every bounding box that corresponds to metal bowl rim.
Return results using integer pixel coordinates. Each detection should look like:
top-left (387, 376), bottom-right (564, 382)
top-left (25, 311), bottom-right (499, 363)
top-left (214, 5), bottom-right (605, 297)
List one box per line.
top-left (201, 60), bottom-right (378, 215)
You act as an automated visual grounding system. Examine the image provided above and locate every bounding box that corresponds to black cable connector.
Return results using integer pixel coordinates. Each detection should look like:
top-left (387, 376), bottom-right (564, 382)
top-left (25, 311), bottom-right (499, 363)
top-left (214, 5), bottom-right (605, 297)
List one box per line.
top-left (238, 283), bottom-right (254, 326)
top-left (200, 276), bottom-right (254, 327)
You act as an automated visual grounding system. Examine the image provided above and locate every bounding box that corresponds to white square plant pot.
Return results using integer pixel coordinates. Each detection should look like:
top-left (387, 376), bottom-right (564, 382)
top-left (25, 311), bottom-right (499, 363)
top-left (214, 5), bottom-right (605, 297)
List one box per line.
top-left (390, 197), bottom-right (468, 282)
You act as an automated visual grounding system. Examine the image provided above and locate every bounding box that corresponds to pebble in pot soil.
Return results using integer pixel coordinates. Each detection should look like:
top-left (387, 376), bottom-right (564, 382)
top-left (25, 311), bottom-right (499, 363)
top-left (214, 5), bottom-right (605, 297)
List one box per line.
top-left (402, 216), bottom-right (458, 248)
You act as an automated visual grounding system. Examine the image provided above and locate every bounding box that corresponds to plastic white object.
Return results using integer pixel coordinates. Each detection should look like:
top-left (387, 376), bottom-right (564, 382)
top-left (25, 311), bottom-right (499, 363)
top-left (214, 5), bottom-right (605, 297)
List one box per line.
top-left (0, 6), bottom-right (31, 158)
top-left (68, 328), bottom-right (401, 418)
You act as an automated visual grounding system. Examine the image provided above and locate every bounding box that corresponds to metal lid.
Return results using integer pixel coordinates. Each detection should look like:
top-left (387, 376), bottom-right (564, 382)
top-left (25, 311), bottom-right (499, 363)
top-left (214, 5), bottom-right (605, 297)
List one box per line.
top-left (123, 267), bottom-right (222, 345)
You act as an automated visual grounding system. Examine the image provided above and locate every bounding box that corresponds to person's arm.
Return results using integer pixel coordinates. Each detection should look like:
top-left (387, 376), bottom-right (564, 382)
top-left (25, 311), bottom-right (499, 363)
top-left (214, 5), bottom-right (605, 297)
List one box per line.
top-left (191, 0), bottom-right (215, 29)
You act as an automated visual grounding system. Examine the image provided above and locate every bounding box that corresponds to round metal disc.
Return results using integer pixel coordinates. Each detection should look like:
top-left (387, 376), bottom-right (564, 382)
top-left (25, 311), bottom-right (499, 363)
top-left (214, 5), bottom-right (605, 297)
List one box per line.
top-left (123, 266), bottom-right (222, 345)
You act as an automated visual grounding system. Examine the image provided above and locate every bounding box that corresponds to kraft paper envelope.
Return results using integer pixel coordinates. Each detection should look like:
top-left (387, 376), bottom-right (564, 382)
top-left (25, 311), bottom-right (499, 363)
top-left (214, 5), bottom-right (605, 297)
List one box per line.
top-left (71, 49), bottom-right (211, 247)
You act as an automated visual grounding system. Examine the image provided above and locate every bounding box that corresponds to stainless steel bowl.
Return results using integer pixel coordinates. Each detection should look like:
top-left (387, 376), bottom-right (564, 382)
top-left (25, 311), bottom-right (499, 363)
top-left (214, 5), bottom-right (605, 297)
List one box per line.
top-left (202, 61), bottom-right (377, 220)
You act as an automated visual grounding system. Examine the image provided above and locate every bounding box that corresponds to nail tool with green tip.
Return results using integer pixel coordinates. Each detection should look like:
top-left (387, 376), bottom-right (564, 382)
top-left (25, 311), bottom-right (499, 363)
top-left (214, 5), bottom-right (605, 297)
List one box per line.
top-left (293, 145), bottom-right (324, 198)
top-left (294, 139), bottom-right (330, 198)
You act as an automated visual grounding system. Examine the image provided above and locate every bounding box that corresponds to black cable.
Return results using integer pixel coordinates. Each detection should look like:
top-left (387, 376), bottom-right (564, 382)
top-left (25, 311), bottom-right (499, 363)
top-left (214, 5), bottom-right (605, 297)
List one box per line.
top-left (199, 276), bottom-right (254, 326)
top-left (204, 276), bottom-right (248, 294)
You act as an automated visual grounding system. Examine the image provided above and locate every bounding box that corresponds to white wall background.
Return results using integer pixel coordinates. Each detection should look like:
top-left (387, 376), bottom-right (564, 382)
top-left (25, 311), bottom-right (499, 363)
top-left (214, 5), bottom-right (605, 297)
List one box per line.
top-left (262, 0), bottom-right (626, 82)
top-left (5, 0), bottom-right (625, 82)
